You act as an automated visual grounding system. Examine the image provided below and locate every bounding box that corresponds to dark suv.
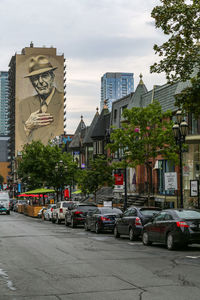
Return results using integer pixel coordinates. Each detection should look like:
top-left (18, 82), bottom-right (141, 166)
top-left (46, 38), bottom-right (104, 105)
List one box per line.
top-left (114, 206), bottom-right (161, 241)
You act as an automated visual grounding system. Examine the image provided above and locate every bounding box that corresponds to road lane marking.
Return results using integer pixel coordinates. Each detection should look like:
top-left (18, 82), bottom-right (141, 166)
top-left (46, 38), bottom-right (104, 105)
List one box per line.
top-left (186, 256), bottom-right (200, 259)
top-left (0, 269), bottom-right (16, 291)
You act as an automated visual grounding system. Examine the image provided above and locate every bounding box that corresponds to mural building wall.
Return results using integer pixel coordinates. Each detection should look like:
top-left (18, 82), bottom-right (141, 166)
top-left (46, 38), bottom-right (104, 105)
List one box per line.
top-left (15, 46), bottom-right (64, 153)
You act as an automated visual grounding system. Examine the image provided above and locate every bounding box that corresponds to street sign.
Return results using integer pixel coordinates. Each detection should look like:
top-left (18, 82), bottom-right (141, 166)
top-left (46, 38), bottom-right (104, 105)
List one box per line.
top-left (103, 200), bottom-right (112, 207)
top-left (114, 174), bottom-right (123, 186)
top-left (164, 172), bottom-right (177, 191)
top-left (190, 180), bottom-right (199, 197)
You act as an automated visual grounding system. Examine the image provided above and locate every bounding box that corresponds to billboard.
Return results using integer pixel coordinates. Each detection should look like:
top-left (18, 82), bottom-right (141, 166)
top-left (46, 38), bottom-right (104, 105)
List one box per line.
top-left (15, 47), bottom-right (64, 152)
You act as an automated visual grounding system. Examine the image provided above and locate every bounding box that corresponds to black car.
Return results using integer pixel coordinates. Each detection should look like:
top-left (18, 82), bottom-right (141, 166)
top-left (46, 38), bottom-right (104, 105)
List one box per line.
top-left (65, 203), bottom-right (97, 228)
top-left (85, 207), bottom-right (123, 233)
top-left (114, 206), bottom-right (161, 241)
top-left (142, 209), bottom-right (200, 250)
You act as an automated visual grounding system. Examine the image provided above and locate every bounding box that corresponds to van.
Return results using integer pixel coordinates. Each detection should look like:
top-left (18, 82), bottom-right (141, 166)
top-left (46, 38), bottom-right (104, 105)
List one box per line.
top-left (0, 192), bottom-right (10, 215)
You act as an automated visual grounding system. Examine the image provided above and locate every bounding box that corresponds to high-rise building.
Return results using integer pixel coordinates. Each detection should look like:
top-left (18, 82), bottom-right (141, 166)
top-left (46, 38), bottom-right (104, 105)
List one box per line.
top-left (8, 43), bottom-right (66, 159)
top-left (0, 71), bottom-right (9, 136)
top-left (100, 72), bottom-right (134, 111)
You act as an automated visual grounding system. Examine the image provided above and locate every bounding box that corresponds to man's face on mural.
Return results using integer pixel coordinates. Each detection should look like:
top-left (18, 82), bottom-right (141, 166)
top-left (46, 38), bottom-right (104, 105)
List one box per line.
top-left (30, 71), bottom-right (55, 97)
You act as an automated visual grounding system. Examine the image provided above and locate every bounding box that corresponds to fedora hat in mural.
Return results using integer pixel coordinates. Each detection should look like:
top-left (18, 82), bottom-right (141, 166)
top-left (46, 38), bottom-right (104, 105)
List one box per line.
top-left (25, 55), bottom-right (57, 78)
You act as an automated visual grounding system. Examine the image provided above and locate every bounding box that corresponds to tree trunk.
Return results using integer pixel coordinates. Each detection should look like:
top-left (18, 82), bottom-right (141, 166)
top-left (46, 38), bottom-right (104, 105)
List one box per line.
top-left (94, 191), bottom-right (97, 203)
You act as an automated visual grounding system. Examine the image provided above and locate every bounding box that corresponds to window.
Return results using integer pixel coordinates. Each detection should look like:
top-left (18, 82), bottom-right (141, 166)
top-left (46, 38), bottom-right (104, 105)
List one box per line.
top-left (97, 141), bottom-right (103, 154)
top-left (175, 210), bottom-right (200, 219)
top-left (93, 142), bottom-right (97, 155)
top-left (114, 109), bottom-right (117, 121)
top-left (129, 208), bottom-right (137, 216)
top-left (120, 105), bottom-right (127, 119)
top-left (154, 212), bottom-right (166, 222)
top-left (123, 209), bottom-right (132, 217)
top-left (164, 213), bottom-right (174, 221)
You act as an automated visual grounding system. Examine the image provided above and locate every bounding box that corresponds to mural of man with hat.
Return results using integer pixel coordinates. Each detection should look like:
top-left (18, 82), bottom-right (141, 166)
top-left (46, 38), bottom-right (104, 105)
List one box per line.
top-left (18, 55), bottom-right (64, 145)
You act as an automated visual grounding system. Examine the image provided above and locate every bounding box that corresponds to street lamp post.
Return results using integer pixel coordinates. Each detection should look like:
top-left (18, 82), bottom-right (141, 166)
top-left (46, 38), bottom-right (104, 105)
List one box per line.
top-left (172, 110), bottom-right (188, 208)
top-left (124, 167), bottom-right (127, 211)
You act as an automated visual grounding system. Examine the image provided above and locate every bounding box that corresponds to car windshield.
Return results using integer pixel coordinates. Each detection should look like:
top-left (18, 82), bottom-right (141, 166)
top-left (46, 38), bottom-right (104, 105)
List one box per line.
top-left (62, 202), bottom-right (74, 208)
top-left (175, 210), bottom-right (200, 219)
top-left (140, 209), bottom-right (161, 217)
top-left (100, 208), bottom-right (122, 214)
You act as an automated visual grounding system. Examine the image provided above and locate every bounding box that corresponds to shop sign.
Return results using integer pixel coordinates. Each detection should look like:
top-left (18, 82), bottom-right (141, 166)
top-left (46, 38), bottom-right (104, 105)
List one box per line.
top-left (183, 165), bottom-right (190, 176)
top-left (114, 173), bottom-right (123, 186)
top-left (164, 172), bottom-right (177, 191)
top-left (103, 200), bottom-right (112, 207)
top-left (190, 180), bottom-right (199, 197)
top-left (18, 183), bottom-right (21, 193)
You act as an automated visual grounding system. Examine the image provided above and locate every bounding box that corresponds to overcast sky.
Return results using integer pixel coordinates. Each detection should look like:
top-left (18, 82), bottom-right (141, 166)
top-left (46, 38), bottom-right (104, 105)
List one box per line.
top-left (0, 0), bottom-right (167, 133)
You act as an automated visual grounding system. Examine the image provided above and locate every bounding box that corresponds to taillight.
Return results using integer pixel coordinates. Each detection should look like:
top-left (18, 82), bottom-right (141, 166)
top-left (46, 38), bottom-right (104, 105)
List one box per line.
top-left (100, 216), bottom-right (110, 221)
top-left (51, 208), bottom-right (53, 212)
top-left (176, 221), bottom-right (189, 228)
top-left (60, 208), bottom-right (63, 213)
top-left (74, 211), bottom-right (83, 215)
top-left (135, 217), bottom-right (142, 226)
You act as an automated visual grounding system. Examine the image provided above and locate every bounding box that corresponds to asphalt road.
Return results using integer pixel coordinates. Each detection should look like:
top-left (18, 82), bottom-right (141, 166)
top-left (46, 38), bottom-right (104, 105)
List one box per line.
top-left (0, 212), bottom-right (200, 300)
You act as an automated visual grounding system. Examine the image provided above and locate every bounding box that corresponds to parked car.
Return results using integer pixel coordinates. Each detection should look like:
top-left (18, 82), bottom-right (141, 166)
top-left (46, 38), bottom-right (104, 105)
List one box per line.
top-left (65, 203), bottom-right (97, 228)
top-left (85, 207), bottom-right (123, 233)
top-left (52, 201), bottom-right (77, 224)
top-left (114, 206), bottom-right (161, 241)
top-left (142, 209), bottom-right (200, 250)
top-left (44, 204), bottom-right (56, 221)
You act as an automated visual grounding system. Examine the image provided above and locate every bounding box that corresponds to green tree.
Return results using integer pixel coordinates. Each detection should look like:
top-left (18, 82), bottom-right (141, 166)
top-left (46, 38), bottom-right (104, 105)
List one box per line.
top-left (78, 155), bottom-right (114, 202)
top-left (151, 0), bottom-right (200, 82)
top-left (175, 73), bottom-right (200, 118)
top-left (17, 141), bottom-right (77, 198)
top-left (108, 101), bottom-right (177, 202)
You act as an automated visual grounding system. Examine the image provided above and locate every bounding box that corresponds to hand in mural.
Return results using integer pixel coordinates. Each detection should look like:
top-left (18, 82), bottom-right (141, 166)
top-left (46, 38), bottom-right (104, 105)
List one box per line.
top-left (24, 110), bottom-right (54, 136)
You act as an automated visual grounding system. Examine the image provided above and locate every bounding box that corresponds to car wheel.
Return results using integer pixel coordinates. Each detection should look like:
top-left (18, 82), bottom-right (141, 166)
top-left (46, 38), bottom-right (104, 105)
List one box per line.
top-left (114, 226), bottom-right (120, 238)
top-left (95, 222), bottom-right (100, 234)
top-left (95, 223), bottom-right (100, 234)
top-left (6, 211), bottom-right (10, 215)
top-left (65, 217), bottom-right (69, 226)
top-left (84, 222), bottom-right (89, 231)
top-left (71, 218), bottom-right (76, 228)
top-left (142, 231), bottom-right (152, 246)
top-left (56, 215), bottom-right (61, 224)
top-left (166, 233), bottom-right (176, 250)
top-left (129, 227), bottom-right (135, 241)
top-left (52, 217), bottom-right (56, 224)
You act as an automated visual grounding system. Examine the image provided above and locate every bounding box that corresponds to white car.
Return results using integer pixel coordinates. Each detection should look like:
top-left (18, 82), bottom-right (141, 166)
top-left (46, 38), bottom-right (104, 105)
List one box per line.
top-left (44, 204), bottom-right (56, 221)
top-left (52, 201), bottom-right (76, 224)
